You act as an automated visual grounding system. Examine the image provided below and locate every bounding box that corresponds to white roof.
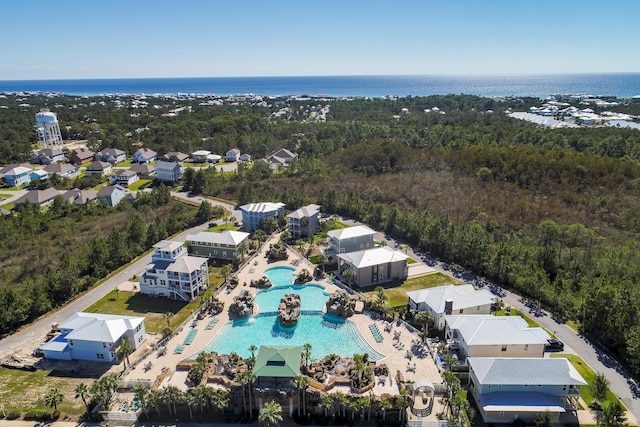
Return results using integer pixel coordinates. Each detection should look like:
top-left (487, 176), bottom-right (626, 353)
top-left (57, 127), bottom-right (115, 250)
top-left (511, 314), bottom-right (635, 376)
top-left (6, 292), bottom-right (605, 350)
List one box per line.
top-left (60, 312), bottom-right (144, 343)
top-left (192, 150), bottom-right (211, 156)
top-left (154, 240), bottom-right (184, 252)
top-left (338, 246), bottom-right (409, 268)
top-left (469, 357), bottom-right (586, 386)
top-left (5, 165), bottom-right (33, 175)
top-left (327, 225), bottom-right (376, 240)
top-left (287, 204), bottom-right (321, 219)
top-left (406, 284), bottom-right (495, 314)
top-left (186, 230), bottom-right (250, 246)
top-left (446, 315), bottom-right (549, 346)
top-left (240, 202), bottom-right (285, 213)
top-left (166, 256), bottom-right (207, 274)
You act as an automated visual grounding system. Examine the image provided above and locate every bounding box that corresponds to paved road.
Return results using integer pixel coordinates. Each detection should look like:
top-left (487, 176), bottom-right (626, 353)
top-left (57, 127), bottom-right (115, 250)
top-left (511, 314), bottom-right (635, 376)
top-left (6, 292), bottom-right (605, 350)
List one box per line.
top-left (0, 194), bottom-right (237, 359)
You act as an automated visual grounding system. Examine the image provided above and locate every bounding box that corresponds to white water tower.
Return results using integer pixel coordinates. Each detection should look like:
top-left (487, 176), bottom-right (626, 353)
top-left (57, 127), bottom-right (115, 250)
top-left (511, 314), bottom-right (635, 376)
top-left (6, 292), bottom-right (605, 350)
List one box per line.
top-left (35, 109), bottom-right (64, 150)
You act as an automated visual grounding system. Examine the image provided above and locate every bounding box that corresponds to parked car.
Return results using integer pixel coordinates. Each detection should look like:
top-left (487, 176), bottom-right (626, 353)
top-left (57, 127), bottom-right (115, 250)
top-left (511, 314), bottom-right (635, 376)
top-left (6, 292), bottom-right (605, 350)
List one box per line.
top-left (545, 339), bottom-right (564, 351)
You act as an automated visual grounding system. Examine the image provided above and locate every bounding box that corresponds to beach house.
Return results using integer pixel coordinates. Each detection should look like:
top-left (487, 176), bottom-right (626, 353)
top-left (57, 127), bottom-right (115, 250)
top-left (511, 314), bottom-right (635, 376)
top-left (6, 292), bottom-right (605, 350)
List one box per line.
top-left (239, 202), bottom-right (286, 231)
top-left (286, 204), bottom-right (321, 239)
top-left (337, 246), bottom-right (409, 287)
top-left (327, 225), bottom-right (376, 256)
top-left (186, 230), bottom-right (250, 261)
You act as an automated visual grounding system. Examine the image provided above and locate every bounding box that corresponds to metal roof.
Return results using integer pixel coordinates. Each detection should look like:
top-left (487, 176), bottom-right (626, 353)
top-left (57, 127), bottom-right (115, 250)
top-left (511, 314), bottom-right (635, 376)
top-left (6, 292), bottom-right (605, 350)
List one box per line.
top-left (327, 225), bottom-right (376, 240)
top-left (338, 246), bottom-right (409, 268)
top-left (254, 345), bottom-right (302, 378)
top-left (186, 230), bottom-right (250, 246)
top-left (239, 202), bottom-right (285, 213)
top-left (446, 315), bottom-right (549, 346)
top-left (406, 284), bottom-right (496, 313)
top-left (469, 357), bottom-right (587, 386)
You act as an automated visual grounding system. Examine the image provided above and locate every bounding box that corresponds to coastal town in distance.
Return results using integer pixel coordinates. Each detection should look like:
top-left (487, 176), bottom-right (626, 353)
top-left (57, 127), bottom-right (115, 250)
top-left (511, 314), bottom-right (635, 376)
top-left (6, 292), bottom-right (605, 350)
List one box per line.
top-left (0, 88), bottom-right (640, 427)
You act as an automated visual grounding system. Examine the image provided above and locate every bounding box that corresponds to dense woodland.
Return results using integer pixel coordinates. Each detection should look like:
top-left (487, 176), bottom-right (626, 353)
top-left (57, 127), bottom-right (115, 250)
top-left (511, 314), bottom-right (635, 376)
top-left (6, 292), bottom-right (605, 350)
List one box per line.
top-left (2, 93), bottom-right (640, 375)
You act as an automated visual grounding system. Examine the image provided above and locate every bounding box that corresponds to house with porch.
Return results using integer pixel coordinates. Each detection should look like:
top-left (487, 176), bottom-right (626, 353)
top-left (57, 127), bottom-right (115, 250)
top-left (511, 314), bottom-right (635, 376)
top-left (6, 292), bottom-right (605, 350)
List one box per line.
top-left (110, 169), bottom-right (139, 187)
top-left (30, 169), bottom-right (49, 183)
top-left (39, 312), bottom-right (145, 362)
top-left (161, 151), bottom-right (189, 162)
top-left (337, 246), bottom-right (409, 287)
top-left (2, 165), bottom-right (34, 187)
top-left (13, 188), bottom-right (60, 209)
top-left (407, 284), bottom-right (496, 330)
top-left (287, 204), bottom-right (321, 239)
top-left (69, 147), bottom-right (95, 165)
top-left (85, 160), bottom-right (113, 177)
top-left (327, 225), bottom-right (376, 257)
top-left (155, 160), bottom-right (182, 183)
top-left (129, 163), bottom-right (156, 178)
top-left (468, 357), bottom-right (586, 424)
top-left (266, 148), bottom-right (298, 168)
top-left (226, 148), bottom-right (241, 162)
top-left (62, 188), bottom-right (98, 205)
top-left (445, 315), bottom-right (550, 359)
top-left (96, 148), bottom-right (126, 164)
top-left (186, 230), bottom-right (250, 261)
top-left (139, 240), bottom-right (209, 301)
top-left (191, 150), bottom-right (211, 163)
top-left (97, 185), bottom-right (127, 206)
top-left (133, 147), bottom-right (157, 164)
top-left (31, 148), bottom-right (65, 165)
top-left (43, 163), bottom-right (79, 179)
top-left (239, 202), bottom-right (286, 231)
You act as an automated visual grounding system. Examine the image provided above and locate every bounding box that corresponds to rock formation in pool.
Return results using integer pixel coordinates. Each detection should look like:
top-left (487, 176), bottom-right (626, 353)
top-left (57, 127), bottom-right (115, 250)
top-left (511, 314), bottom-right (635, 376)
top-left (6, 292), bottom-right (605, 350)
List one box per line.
top-left (278, 293), bottom-right (301, 328)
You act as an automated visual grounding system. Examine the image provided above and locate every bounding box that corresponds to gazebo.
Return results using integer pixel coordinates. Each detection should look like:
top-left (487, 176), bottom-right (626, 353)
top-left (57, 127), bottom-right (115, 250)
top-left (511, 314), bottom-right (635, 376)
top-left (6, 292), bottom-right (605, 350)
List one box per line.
top-left (254, 345), bottom-right (303, 386)
top-left (411, 379), bottom-right (435, 417)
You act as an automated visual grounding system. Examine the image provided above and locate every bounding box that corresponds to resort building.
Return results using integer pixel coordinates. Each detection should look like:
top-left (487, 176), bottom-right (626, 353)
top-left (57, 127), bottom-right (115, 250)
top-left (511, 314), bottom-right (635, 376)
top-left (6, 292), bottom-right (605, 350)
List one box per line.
top-left (96, 148), bottom-right (126, 164)
top-left (468, 357), bottom-right (586, 424)
top-left (186, 230), bottom-right (250, 261)
top-left (445, 315), bottom-right (550, 359)
top-left (154, 160), bottom-right (182, 183)
top-left (239, 202), bottom-right (286, 231)
top-left (337, 246), bottom-right (409, 288)
top-left (286, 204), bottom-right (321, 239)
top-left (39, 312), bottom-right (146, 362)
top-left (110, 169), bottom-right (139, 187)
top-left (327, 225), bottom-right (376, 256)
top-left (254, 345), bottom-right (302, 415)
top-left (139, 240), bottom-right (209, 301)
top-left (407, 284), bottom-right (496, 330)
top-left (191, 150), bottom-right (211, 163)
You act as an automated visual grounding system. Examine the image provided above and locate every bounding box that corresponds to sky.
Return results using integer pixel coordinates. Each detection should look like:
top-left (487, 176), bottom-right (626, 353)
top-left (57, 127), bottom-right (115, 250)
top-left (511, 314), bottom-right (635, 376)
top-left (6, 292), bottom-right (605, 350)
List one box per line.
top-left (1, 0), bottom-right (639, 80)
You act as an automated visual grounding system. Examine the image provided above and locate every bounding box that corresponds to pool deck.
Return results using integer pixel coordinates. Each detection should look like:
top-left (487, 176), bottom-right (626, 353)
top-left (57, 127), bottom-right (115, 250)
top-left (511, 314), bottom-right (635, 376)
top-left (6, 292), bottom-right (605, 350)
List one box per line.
top-left (122, 233), bottom-right (442, 398)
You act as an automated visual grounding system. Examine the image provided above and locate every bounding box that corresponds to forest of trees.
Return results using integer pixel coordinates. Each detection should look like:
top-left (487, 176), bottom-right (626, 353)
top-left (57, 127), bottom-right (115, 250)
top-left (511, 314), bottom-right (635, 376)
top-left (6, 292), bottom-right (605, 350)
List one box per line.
top-left (2, 92), bottom-right (640, 374)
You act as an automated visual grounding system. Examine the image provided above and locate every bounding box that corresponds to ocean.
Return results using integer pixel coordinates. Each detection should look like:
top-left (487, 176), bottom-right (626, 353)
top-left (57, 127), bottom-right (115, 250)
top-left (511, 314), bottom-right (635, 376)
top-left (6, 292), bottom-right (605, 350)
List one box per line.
top-left (1, 74), bottom-right (639, 99)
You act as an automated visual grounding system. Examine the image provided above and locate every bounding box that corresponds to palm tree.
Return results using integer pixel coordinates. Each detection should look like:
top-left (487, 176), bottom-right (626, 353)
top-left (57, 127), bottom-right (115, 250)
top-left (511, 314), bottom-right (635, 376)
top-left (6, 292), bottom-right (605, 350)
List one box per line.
top-left (398, 388), bottom-right (411, 424)
top-left (146, 390), bottom-right (162, 418)
top-left (74, 383), bottom-right (89, 413)
top-left (185, 391), bottom-right (197, 420)
top-left (259, 401), bottom-right (283, 427)
top-left (190, 385), bottom-right (208, 414)
top-left (302, 343), bottom-right (313, 367)
top-left (246, 369), bottom-right (257, 417)
top-left (291, 375), bottom-right (304, 417)
top-left (116, 338), bottom-right (133, 370)
top-left (342, 268), bottom-right (355, 287)
top-left (162, 385), bottom-right (182, 416)
top-left (316, 254), bottom-right (328, 274)
top-left (164, 311), bottom-right (174, 329)
top-left (44, 387), bottom-right (64, 412)
top-left (333, 390), bottom-right (348, 418)
top-left (414, 310), bottom-right (435, 342)
top-left (254, 229), bottom-right (267, 247)
top-left (320, 394), bottom-right (334, 417)
top-left (133, 385), bottom-right (149, 418)
top-left (237, 243), bottom-right (247, 261)
top-left (236, 371), bottom-right (248, 416)
top-left (248, 344), bottom-right (258, 368)
top-left (211, 390), bottom-right (229, 415)
top-left (229, 215), bottom-right (236, 230)
top-left (221, 264), bottom-right (232, 284)
top-left (374, 285), bottom-right (388, 312)
top-left (380, 398), bottom-right (392, 421)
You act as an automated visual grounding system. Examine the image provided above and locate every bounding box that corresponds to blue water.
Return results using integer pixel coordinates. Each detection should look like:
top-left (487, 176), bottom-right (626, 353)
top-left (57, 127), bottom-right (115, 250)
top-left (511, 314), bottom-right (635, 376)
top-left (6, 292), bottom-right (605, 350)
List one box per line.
top-left (255, 284), bottom-right (330, 313)
top-left (263, 266), bottom-right (296, 287)
top-left (1, 74), bottom-right (639, 98)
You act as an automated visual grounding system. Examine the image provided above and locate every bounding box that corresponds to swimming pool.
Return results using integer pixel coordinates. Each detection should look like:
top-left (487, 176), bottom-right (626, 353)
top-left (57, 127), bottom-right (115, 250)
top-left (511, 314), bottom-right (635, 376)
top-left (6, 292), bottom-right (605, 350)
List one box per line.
top-left (255, 284), bottom-right (329, 312)
top-left (264, 266), bottom-right (296, 286)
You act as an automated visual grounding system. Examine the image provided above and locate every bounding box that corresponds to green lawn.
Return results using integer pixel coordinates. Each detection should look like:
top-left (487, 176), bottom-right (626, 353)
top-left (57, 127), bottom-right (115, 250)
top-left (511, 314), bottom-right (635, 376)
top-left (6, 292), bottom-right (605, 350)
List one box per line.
top-left (0, 193), bottom-right (13, 199)
top-left (1, 202), bottom-right (14, 210)
top-left (494, 308), bottom-right (540, 328)
top-left (363, 272), bottom-right (455, 307)
top-left (207, 223), bottom-right (239, 232)
top-left (407, 257), bottom-right (417, 264)
top-left (551, 353), bottom-right (622, 408)
top-left (1, 187), bottom-right (23, 191)
top-left (128, 179), bottom-right (151, 191)
top-left (117, 159), bottom-right (135, 167)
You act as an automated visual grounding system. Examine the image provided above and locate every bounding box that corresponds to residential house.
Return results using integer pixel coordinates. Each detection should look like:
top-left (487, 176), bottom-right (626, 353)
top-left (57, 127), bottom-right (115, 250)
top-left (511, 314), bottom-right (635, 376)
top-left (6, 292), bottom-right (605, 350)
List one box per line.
top-left (186, 230), bottom-right (250, 261)
top-left (69, 147), bottom-right (95, 165)
top-left (266, 148), bottom-right (298, 167)
top-left (31, 148), bottom-right (65, 165)
top-left (407, 284), bottom-right (497, 330)
top-left (445, 315), bottom-right (550, 360)
top-left (239, 153), bottom-right (252, 162)
top-left (85, 160), bottom-right (113, 177)
top-left (129, 163), bottom-right (156, 178)
top-left (30, 169), bottom-right (49, 183)
top-left (110, 169), bottom-right (139, 187)
top-left (239, 202), bottom-right (286, 231)
top-left (2, 165), bottom-right (34, 187)
top-left (468, 357), bottom-right (585, 424)
top-left (139, 240), bottom-right (209, 301)
top-left (96, 148), bottom-right (126, 164)
top-left (327, 225), bottom-right (376, 256)
top-left (207, 154), bottom-right (222, 163)
top-left (160, 151), bottom-right (189, 162)
top-left (132, 147), bottom-right (157, 164)
top-left (337, 246), bottom-right (409, 287)
top-left (62, 188), bottom-right (98, 205)
top-left (13, 188), bottom-right (60, 209)
top-left (97, 185), bottom-right (127, 207)
top-left (226, 148), bottom-right (241, 162)
top-left (43, 163), bottom-right (79, 179)
top-left (191, 150), bottom-right (211, 163)
top-left (287, 204), bottom-right (321, 239)
top-left (154, 160), bottom-right (182, 183)
top-left (39, 312), bottom-right (145, 362)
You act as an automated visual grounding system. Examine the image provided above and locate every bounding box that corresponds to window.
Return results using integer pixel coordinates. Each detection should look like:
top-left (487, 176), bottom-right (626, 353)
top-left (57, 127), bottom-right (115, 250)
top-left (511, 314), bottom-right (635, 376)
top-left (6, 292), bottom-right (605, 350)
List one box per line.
top-left (477, 306), bottom-right (480, 311)
top-left (96, 353), bottom-right (105, 359)
top-left (501, 345), bottom-right (507, 352)
top-left (102, 342), bottom-right (109, 348)
top-left (524, 344), bottom-right (529, 351)
top-left (459, 309), bottom-right (464, 314)
top-left (68, 339), bottom-right (74, 346)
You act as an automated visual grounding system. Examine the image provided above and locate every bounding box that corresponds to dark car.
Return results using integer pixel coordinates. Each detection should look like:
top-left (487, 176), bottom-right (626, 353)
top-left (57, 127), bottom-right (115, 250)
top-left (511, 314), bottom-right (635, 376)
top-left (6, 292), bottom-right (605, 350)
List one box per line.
top-left (545, 339), bottom-right (564, 351)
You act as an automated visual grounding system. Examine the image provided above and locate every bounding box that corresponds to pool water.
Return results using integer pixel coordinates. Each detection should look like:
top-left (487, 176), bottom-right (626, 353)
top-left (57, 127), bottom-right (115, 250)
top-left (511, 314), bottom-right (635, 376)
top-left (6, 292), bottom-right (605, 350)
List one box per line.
top-left (196, 265), bottom-right (386, 361)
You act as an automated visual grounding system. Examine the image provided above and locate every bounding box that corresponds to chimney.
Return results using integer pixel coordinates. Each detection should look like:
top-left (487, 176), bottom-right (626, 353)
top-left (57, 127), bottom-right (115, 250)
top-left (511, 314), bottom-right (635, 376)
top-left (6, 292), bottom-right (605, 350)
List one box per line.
top-left (444, 299), bottom-right (454, 315)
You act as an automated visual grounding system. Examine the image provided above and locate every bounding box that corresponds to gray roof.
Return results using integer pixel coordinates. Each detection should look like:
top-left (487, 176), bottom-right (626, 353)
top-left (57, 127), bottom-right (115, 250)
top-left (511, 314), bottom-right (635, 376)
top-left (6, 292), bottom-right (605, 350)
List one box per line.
top-left (166, 256), bottom-right (208, 274)
top-left (468, 357), bottom-right (587, 386)
top-left (240, 202), bottom-right (285, 213)
top-left (14, 188), bottom-right (60, 206)
top-left (62, 188), bottom-right (98, 205)
top-left (446, 315), bottom-right (549, 346)
top-left (406, 284), bottom-right (496, 314)
top-left (97, 184), bottom-right (126, 197)
top-left (338, 246), bottom-right (409, 268)
top-left (155, 160), bottom-right (180, 171)
top-left (287, 204), bottom-right (321, 219)
top-left (44, 163), bottom-right (76, 174)
top-left (87, 160), bottom-right (112, 171)
top-left (154, 240), bottom-right (184, 252)
top-left (327, 225), bottom-right (375, 240)
top-left (186, 230), bottom-right (250, 246)
top-left (0, 163), bottom-right (32, 176)
top-left (129, 163), bottom-right (156, 174)
top-left (99, 148), bottom-right (125, 157)
top-left (60, 312), bottom-right (144, 343)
